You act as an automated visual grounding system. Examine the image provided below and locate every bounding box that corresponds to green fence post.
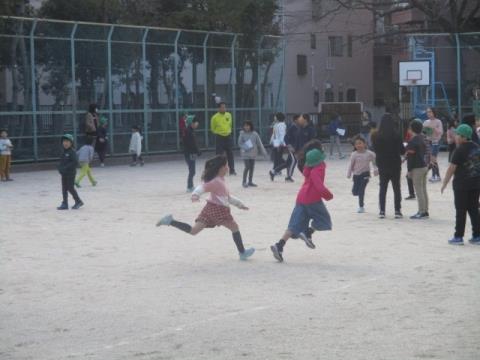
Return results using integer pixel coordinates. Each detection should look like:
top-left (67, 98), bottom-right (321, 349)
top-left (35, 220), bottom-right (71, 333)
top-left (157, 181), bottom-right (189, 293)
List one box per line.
top-left (455, 33), bottom-right (462, 120)
top-left (174, 30), bottom-right (182, 151)
top-left (107, 25), bottom-right (114, 154)
top-left (257, 36), bottom-right (264, 139)
top-left (142, 28), bottom-right (149, 153)
top-left (231, 34), bottom-right (237, 143)
top-left (30, 19), bottom-right (38, 161)
top-left (70, 23), bottom-right (78, 144)
top-left (203, 33), bottom-right (210, 148)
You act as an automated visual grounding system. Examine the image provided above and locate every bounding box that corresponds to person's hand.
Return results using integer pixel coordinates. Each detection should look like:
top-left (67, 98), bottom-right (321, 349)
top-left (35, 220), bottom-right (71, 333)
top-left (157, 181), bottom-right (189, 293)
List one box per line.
top-left (441, 183), bottom-right (447, 194)
top-left (191, 194), bottom-right (200, 202)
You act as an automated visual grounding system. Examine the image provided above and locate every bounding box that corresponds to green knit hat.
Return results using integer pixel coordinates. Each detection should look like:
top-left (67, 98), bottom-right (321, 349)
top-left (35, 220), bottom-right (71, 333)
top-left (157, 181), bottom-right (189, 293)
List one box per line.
top-left (305, 148), bottom-right (326, 167)
top-left (455, 124), bottom-right (473, 140)
top-left (186, 114), bottom-right (196, 126)
top-left (61, 133), bottom-right (74, 143)
top-left (99, 116), bottom-right (108, 126)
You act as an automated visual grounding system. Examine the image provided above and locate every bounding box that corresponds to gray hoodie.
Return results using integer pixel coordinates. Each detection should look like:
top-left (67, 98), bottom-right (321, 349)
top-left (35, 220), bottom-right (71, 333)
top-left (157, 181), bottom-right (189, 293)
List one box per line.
top-left (238, 130), bottom-right (267, 160)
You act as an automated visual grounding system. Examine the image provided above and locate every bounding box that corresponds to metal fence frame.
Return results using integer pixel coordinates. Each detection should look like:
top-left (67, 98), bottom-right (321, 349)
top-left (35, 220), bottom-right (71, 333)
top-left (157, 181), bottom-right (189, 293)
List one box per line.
top-left (0, 16), bottom-right (285, 162)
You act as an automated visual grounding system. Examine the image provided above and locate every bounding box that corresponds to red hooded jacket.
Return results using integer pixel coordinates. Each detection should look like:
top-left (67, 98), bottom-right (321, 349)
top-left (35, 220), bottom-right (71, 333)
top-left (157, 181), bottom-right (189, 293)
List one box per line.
top-left (296, 162), bottom-right (333, 205)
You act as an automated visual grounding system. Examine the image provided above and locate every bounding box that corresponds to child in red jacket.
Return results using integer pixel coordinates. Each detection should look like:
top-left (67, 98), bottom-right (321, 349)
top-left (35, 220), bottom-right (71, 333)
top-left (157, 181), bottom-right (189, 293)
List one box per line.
top-left (271, 146), bottom-right (333, 262)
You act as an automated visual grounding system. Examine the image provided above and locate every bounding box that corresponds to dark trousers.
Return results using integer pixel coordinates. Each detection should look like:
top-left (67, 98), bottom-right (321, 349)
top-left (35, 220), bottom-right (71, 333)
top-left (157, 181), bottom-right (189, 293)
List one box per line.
top-left (352, 171), bottom-right (370, 207)
top-left (61, 175), bottom-right (81, 204)
top-left (407, 175), bottom-right (415, 197)
top-left (272, 147), bottom-right (284, 170)
top-left (243, 159), bottom-right (255, 184)
top-left (215, 134), bottom-right (235, 172)
top-left (96, 143), bottom-right (107, 163)
top-left (273, 149), bottom-right (297, 178)
top-left (184, 153), bottom-right (196, 189)
top-left (379, 169), bottom-right (402, 212)
top-left (132, 154), bottom-right (143, 163)
top-left (454, 189), bottom-right (480, 238)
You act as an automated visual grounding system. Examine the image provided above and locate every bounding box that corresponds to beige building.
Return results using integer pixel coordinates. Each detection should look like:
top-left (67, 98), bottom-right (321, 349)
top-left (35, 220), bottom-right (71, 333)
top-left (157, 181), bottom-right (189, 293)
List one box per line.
top-left (282, 0), bottom-right (375, 115)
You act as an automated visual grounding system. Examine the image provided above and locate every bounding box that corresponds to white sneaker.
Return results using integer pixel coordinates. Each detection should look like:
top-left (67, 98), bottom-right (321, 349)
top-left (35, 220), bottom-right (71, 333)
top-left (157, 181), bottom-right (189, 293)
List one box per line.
top-left (100, 163), bottom-right (105, 167)
top-left (156, 214), bottom-right (173, 227)
top-left (357, 207), bottom-right (365, 213)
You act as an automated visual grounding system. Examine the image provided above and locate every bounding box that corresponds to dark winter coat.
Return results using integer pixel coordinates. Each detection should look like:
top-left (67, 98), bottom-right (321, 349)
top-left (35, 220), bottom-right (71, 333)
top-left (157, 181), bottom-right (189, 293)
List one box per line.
top-left (58, 147), bottom-right (78, 176)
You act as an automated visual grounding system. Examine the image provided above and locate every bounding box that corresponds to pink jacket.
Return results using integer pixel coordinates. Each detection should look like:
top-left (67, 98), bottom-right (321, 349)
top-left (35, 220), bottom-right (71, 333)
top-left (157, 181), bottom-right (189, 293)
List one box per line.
top-left (296, 162), bottom-right (333, 205)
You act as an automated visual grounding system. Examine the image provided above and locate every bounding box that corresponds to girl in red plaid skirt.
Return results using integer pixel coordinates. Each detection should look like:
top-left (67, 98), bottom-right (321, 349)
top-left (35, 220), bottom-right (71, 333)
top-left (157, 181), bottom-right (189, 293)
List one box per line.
top-left (157, 155), bottom-right (255, 260)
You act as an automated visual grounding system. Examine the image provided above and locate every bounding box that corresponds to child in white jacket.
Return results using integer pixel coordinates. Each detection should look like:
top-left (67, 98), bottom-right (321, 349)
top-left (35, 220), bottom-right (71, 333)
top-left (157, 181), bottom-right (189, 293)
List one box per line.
top-left (129, 125), bottom-right (144, 166)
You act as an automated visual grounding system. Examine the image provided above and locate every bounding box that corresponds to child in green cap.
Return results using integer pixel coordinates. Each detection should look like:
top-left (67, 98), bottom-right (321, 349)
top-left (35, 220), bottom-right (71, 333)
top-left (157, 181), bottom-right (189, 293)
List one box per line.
top-left (441, 123), bottom-right (480, 245)
top-left (95, 116), bottom-right (108, 167)
top-left (183, 115), bottom-right (201, 192)
top-left (57, 134), bottom-right (83, 210)
top-left (271, 141), bottom-right (333, 262)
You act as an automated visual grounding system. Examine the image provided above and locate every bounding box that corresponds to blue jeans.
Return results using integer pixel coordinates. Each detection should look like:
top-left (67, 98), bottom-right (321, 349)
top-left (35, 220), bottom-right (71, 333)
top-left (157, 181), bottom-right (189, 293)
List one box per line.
top-left (184, 153), bottom-right (196, 189)
top-left (352, 171), bottom-right (370, 207)
top-left (287, 201), bottom-right (332, 237)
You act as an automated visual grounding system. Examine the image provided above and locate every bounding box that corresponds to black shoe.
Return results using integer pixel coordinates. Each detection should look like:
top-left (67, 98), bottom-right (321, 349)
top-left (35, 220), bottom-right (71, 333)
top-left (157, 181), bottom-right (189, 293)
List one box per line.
top-left (285, 177), bottom-right (294, 183)
top-left (270, 244), bottom-right (284, 262)
top-left (248, 182), bottom-right (258, 187)
top-left (230, 171), bottom-right (237, 176)
top-left (269, 170), bottom-right (275, 181)
top-left (410, 212), bottom-right (429, 220)
top-left (379, 211), bottom-right (385, 219)
top-left (395, 211), bottom-right (403, 219)
top-left (405, 195), bottom-right (416, 200)
top-left (72, 201), bottom-right (84, 210)
top-left (242, 182), bottom-right (248, 188)
top-left (57, 202), bottom-right (68, 210)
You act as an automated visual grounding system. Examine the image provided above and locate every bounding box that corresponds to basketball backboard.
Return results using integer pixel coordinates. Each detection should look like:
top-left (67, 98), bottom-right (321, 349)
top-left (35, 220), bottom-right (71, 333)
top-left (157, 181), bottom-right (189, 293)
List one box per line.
top-left (399, 61), bottom-right (430, 86)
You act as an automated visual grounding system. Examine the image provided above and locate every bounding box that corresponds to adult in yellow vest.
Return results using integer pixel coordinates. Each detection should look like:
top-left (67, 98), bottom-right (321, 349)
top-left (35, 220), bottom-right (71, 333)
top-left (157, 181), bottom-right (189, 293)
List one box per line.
top-left (211, 102), bottom-right (236, 175)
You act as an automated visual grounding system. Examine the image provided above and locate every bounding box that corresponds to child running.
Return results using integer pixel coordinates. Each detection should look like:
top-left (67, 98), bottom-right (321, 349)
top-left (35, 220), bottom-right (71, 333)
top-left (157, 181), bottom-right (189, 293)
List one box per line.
top-left (75, 137), bottom-right (97, 188)
top-left (0, 128), bottom-right (14, 181)
top-left (238, 120), bottom-right (268, 188)
top-left (347, 136), bottom-right (377, 213)
top-left (129, 125), bottom-right (144, 166)
top-left (57, 134), bottom-right (83, 210)
top-left (441, 124), bottom-right (480, 245)
top-left (156, 155), bottom-right (255, 260)
top-left (270, 145), bottom-right (333, 262)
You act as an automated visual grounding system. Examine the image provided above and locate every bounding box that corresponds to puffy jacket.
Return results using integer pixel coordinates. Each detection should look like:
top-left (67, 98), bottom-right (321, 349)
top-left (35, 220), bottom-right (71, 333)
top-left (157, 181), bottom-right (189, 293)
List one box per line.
top-left (184, 125), bottom-right (200, 155)
top-left (296, 162), bottom-right (333, 205)
top-left (58, 147), bottom-right (78, 176)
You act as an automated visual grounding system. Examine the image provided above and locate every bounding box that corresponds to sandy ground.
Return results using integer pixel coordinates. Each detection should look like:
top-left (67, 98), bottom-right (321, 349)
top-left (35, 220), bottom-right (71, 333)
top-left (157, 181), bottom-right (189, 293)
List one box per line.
top-left (1, 151), bottom-right (479, 360)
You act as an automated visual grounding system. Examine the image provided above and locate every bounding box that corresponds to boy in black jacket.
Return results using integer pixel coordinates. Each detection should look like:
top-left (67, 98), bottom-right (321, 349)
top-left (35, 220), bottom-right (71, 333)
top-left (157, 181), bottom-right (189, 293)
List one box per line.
top-left (183, 115), bottom-right (201, 192)
top-left (57, 134), bottom-right (83, 210)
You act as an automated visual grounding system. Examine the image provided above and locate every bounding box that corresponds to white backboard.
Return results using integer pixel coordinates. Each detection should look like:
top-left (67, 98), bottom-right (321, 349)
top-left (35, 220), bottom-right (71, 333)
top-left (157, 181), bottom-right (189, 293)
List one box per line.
top-left (399, 61), bottom-right (430, 86)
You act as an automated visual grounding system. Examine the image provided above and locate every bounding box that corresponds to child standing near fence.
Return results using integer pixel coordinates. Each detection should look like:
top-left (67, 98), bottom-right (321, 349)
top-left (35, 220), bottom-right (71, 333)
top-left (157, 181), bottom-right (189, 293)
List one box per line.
top-left (156, 155), bottom-right (255, 260)
top-left (57, 134), bottom-right (83, 210)
top-left (75, 137), bottom-right (97, 188)
top-left (129, 125), bottom-right (144, 166)
top-left (0, 129), bottom-right (14, 181)
top-left (238, 120), bottom-right (268, 188)
top-left (347, 136), bottom-right (377, 213)
top-left (95, 116), bottom-right (108, 167)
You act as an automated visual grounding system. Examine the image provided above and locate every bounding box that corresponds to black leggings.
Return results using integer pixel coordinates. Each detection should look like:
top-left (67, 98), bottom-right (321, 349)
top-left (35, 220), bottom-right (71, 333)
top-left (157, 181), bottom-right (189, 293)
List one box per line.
top-left (243, 159), bottom-right (255, 184)
top-left (272, 147), bottom-right (284, 169)
top-left (62, 175), bottom-right (81, 204)
top-left (454, 189), bottom-right (480, 238)
top-left (352, 171), bottom-right (370, 207)
top-left (273, 149), bottom-right (297, 178)
top-left (378, 169), bottom-right (402, 212)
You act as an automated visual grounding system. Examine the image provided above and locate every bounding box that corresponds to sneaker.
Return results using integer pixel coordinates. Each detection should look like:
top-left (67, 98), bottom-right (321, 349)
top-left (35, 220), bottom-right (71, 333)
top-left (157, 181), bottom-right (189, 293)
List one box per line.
top-left (239, 247), bottom-right (255, 261)
top-left (92, 181), bottom-right (97, 186)
top-left (405, 195), bottom-right (416, 200)
top-left (72, 201), bottom-right (84, 210)
top-left (242, 182), bottom-right (248, 188)
top-left (285, 177), bottom-right (294, 183)
top-left (269, 170), bottom-right (275, 182)
top-left (140, 161), bottom-right (145, 167)
top-left (186, 187), bottom-right (194, 193)
top-left (270, 244), bottom-right (284, 262)
top-left (75, 182), bottom-right (81, 188)
top-left (339, 155), bottom-right (346, 159)
top-left (130, 162), bottom-right (137, 167)
top-left (357, 207), bottom-right (365, 213)
top-left (395, 211), bottom-right (403, 219)
top-left (379, 211), bottom-right (385, 219)
top-left (5, 178), bottom-right (13, 181)
top-left (230, 171), bottom-right (237, 176)
top-left (57, 202), bottom-right (68, 210)
top-left (468, 237), bottom-right (480, 245)
top-left (299, 232), bottom-right (315, 249)
top-left (410, 212), bottom-right (428, 220)
top-left (448, 237), bottom-right (464, 245)
top-left (100, 163), bottom-right (105, 167)
top-left (248, 182), bottom-right (258, 187)
top-left (156, 214), bottom-right (173, 227)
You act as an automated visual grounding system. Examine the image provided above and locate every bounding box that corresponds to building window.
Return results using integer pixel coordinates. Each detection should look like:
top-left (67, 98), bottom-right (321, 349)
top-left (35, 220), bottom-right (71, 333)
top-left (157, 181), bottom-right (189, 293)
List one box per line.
top-left (328, 36), bottom-right (343, 57)
top-left (310, 33), bottom-right (316, 49)
top-left (325, 89), bottom-right (334, 102)
top-left (347, 35), bottom-right (353, 57)
top-left (346, 88), bottom-right (357, 102)
top-left (338, 91), bottom-right (344, 102)
top-left (297, 54), bottom-right (307, 76)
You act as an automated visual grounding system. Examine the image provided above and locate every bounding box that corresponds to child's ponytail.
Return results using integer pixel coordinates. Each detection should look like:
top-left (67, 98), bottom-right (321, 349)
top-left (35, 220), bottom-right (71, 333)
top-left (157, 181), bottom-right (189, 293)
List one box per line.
top-left (201, 155), bottom-right (227, 182)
